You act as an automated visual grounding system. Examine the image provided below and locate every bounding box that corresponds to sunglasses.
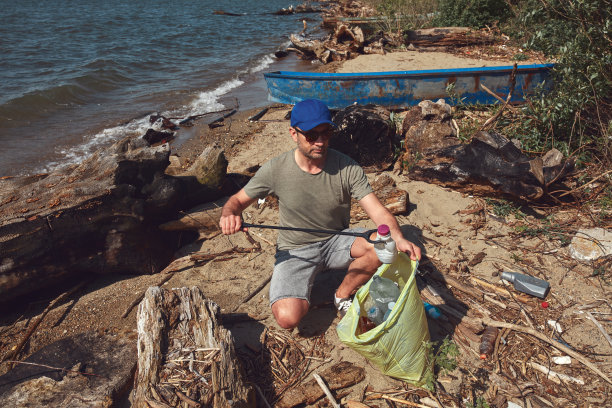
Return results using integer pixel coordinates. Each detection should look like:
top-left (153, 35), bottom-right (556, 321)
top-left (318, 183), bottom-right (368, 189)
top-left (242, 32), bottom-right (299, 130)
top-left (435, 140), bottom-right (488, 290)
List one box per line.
top-left (296, 127), bottom-right (334, 143)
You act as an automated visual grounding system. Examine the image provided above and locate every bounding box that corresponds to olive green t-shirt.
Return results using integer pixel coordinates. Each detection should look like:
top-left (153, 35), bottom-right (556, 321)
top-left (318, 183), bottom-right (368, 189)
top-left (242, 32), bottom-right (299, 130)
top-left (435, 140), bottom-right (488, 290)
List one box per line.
top-left (244, 148), bottom-right (373, 250)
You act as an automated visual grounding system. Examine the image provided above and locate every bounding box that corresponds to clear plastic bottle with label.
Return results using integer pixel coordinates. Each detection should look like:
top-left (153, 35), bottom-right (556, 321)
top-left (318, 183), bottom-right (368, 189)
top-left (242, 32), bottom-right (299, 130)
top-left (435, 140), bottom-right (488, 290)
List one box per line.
top-left (369, 275), bottom-right (400, 316)
top-left (373, 224), bottom-right (397, 264)
top-left (367, 306), bottom-right (384, 325)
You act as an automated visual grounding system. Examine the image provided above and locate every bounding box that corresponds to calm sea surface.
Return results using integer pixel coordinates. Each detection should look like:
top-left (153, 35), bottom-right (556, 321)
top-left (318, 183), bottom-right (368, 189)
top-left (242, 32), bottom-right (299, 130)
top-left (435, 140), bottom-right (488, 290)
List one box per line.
top-left (0, 0), bottom-right (319, 177)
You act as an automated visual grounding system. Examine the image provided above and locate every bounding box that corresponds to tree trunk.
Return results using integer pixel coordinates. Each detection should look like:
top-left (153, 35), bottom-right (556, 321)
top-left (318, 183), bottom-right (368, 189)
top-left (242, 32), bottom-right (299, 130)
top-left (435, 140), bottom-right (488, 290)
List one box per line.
top-left (133, 286), bottom-right (254, 408)
top-left (0, 135), bottom-right (231, 304)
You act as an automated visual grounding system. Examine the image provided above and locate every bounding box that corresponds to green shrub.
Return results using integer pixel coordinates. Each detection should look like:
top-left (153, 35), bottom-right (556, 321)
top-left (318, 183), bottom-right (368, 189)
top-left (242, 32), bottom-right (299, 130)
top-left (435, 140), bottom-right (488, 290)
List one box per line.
top-left (503, 0), bottom-right (611, 158)
top-left (435, 0), bottom-right (511, 28)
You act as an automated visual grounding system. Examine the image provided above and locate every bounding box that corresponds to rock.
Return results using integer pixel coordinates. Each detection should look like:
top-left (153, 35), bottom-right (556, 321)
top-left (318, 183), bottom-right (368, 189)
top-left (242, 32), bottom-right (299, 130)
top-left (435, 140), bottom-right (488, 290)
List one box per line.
top-left (331, 104), bottom-right (395, 172)
top-left (183, 145), bottom-right (228, 187)
top-left (142, 128), bottom-right (175, 145)
top-left (569, 228), bottom-right (612, 261)
top-left (0, 331), bottom-right (136, 407)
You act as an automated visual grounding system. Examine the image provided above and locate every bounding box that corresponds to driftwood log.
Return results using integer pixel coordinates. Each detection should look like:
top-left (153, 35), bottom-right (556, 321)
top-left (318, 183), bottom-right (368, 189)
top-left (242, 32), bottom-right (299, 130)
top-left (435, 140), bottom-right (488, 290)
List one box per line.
top-left (408, 131), bottom-right (574, 200)
top-left (399, 100), bottom-right (573, 200)
top-left (332, 104), bottom-right (396, 173)
top-left (0, 331), bottom-right (136, 407)
top-left (133, 286), bottom-right (254, 408)
top-left (0, 135), bottom-right (231, 304)
top-left (159, 175), bottom-right (408, 237)
top-left (275, 361), bottom-right (365, 408)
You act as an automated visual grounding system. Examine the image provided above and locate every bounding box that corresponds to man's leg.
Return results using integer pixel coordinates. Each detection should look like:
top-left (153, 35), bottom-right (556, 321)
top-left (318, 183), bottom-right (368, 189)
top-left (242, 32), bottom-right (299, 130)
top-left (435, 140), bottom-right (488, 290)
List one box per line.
top-left (269, 243), bottom-right (323, 330)
top-left (335, 234), bottom-right (381, 299)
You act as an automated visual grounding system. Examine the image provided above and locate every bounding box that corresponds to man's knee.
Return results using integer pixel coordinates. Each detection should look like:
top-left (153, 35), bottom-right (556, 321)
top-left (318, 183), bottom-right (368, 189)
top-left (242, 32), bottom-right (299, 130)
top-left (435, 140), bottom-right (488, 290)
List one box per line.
top-left (355, 247), bottom-right (382, 270)
top-left (271, 299), bottom-right (308, 329)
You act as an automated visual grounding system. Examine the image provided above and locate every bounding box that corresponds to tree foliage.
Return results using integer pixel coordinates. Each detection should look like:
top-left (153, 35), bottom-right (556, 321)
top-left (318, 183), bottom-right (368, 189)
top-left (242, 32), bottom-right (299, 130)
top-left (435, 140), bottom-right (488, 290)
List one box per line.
top-left (507, 0), bottom-right (611, 157)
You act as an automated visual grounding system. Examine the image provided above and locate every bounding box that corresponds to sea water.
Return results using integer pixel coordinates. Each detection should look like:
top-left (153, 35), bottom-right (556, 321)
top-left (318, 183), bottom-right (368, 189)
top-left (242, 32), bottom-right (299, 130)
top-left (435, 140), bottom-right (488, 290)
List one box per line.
top-left (0, 0), bottom-right (321, 177)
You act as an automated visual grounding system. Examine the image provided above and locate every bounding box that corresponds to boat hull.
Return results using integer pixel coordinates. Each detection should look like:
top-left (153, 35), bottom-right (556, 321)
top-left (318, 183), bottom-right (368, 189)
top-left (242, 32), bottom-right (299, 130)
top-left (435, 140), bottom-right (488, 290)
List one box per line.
top-left (263, 64), bottom-right (554, 108)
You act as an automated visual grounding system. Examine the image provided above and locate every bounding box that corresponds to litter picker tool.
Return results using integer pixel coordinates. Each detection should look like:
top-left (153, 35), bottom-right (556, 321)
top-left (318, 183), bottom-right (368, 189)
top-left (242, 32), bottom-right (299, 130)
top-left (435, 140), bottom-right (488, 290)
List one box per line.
top-left (241, 222), bottom-right (381, 243)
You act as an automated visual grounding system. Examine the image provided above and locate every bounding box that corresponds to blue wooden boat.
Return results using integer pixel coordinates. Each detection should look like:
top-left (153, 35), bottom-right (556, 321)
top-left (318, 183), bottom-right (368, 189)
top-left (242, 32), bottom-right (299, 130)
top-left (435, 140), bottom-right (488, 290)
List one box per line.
top-left (263, 63), bottom-right (554, 108)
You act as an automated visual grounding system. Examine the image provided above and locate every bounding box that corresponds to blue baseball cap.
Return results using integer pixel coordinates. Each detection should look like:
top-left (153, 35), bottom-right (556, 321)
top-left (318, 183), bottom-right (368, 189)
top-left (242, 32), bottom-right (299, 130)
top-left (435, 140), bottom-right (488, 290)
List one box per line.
top-left (290, 99), bottom-right (336, 131)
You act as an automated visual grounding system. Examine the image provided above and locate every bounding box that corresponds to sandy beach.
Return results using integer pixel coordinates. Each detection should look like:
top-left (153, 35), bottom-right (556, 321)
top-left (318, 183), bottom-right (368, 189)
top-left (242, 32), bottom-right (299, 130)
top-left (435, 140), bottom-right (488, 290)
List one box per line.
top-left (1, 47), bottom-right (607, 406)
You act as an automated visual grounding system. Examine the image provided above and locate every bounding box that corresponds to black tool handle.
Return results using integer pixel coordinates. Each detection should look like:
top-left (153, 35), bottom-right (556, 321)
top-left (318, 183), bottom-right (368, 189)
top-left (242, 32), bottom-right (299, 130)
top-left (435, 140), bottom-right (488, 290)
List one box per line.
top-left (241, 222), bottom-right (380, 243)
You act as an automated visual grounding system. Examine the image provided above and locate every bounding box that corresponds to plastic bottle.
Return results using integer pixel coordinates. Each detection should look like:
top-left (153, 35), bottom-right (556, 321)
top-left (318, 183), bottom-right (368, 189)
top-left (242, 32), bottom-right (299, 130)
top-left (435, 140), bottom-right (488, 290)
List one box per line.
top-left (479, 326), bottom-right (499, 359)
top-left (369, 275), bottom-right (401, 315)
top-left (367, 306), bottom-right (384, 325)
top-left (501, 271), bottom-right (550, 299)
top-left (423, 302), bottom-right (442, 319)
top-left (373, 224), bottom-right (397, 264)
top-left (383, 301), bottom-right (396, 321)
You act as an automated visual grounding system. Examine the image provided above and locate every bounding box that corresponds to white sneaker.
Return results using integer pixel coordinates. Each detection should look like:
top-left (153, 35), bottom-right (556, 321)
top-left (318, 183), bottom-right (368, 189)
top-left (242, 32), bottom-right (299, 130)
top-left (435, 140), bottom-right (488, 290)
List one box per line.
top-left (334, 294), bottom-right (352, 317)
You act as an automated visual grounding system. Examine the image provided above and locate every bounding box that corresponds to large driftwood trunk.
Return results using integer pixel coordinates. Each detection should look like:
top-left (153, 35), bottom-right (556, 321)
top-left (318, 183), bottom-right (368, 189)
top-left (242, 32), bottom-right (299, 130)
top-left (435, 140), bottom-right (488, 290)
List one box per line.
top-left (408, 131), bottom-right (574, 200)
top-left (0, 136), bottom-right (229, 304)
top-left (133, 286), bottom-right (254, 408)
top-left (0, 331), bottom-right (136, 407)
top-left (331, 104), bottom-right (396, 173)
top-left (159, 175), bottom-right (409, 238)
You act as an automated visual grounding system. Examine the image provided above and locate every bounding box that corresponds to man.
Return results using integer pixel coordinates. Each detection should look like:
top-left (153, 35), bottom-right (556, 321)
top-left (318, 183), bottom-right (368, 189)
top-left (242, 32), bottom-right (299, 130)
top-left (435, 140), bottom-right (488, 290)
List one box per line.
top-left (219, 99), bottom-right (421, 329)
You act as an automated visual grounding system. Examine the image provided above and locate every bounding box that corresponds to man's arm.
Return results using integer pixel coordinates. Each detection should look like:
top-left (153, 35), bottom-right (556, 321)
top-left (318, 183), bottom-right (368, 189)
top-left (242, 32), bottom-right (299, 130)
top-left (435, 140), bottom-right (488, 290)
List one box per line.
top-left (358, 192), bottom-right (421, 260)
top-left (219, 188), bottom-right (257, 235)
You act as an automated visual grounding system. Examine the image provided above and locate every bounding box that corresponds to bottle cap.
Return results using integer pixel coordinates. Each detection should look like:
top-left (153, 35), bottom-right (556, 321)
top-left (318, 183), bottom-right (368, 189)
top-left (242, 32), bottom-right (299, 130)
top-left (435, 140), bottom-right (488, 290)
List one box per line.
top-left (387, 301), bottom-right (396, 310)
top-left (377, 224), bottom-right (390, 236)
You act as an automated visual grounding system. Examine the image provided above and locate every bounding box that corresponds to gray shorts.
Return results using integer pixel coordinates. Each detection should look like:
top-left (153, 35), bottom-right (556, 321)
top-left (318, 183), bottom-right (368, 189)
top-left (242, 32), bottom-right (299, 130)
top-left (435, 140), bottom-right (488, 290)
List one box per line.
top-left (269, 228), bottom-right (366, 305)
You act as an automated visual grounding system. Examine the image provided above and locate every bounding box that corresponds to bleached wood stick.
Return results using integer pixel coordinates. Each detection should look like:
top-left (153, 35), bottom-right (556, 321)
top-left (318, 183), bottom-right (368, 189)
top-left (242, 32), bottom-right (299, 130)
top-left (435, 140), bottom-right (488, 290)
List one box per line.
top-left (527, 361), bottom-right (584, 385)
top-left (483, 317), bottom-right (612, 385)
top-left (584, 311), bottom-right (612, 349)
top-left (313, 373), bottom-right (341, 408)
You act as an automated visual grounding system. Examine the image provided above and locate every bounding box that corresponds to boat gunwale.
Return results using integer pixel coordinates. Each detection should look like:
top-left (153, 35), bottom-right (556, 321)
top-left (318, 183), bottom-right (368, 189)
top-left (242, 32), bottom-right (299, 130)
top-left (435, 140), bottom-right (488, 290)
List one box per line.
top-left (263, 63), bottom-right (554, 81)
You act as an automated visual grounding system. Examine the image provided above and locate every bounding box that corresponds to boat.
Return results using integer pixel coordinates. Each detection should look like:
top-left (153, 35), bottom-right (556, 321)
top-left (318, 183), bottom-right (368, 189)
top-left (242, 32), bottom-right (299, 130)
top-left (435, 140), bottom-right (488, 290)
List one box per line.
top-left (263, 63), bottom-right (554, 109)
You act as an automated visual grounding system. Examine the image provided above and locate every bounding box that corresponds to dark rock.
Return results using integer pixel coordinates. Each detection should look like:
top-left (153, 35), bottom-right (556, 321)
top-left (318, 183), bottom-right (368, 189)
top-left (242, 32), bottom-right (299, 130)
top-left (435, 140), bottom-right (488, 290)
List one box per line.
top-left (275, 50), bottom-right (289, 58)
top-left (142, 128), bottom-right (175, 146)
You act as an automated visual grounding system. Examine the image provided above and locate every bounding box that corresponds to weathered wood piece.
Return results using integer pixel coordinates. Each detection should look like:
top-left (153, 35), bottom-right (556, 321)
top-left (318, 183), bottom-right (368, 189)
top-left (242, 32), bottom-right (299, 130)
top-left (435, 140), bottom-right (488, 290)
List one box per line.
top-left (332, 104), bottom-right (396, 172)
top-left (275, 361), bottom-right (365, 408)
top-left (351, 173), bottom-right (408, 220)
top-left (162, 173), bottom-right (408, 236)
top-left (0, 331), bottom-right (136, 407)
top-left (133, 286), bottom-right (254, 408)
top-left (0, 136), bottom-right (230, 304)
top-left (405, 27), bottom-right (492, 47)
top-left (158, 197), bottom-right (228, 237)
top-left (402, 105), bottom-right (574, 200)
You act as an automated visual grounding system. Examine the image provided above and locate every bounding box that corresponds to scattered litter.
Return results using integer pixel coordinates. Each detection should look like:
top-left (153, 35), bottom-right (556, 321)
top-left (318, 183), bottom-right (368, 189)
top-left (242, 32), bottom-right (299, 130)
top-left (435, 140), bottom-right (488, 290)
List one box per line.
top-left (501, 271), bottom-right (550, 298)
top-left (547, 319), bottom-right (563, 333)
top-left (552, 355), bottom-right (571, 365)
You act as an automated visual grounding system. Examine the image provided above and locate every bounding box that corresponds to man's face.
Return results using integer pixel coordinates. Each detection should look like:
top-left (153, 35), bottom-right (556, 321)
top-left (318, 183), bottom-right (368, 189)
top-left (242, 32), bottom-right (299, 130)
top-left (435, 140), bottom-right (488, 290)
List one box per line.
top-left (291, 123), bottom-right (334, 160)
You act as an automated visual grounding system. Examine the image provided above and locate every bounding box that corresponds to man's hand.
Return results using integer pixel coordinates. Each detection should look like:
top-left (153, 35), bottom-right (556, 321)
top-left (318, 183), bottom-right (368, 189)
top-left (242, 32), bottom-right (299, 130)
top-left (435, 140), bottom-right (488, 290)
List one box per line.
top-left (396, 238), bottom-right (421, 261)
top-left (218, 189), bottom-right (256, 235)
top-left (219, 214), bottom-right (245, 235)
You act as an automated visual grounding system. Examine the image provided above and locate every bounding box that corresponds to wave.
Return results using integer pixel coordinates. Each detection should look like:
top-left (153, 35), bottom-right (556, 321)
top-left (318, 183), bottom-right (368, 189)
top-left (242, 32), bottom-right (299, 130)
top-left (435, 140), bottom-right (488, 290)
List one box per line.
top-left (0, 60), bottom-right (132, 123)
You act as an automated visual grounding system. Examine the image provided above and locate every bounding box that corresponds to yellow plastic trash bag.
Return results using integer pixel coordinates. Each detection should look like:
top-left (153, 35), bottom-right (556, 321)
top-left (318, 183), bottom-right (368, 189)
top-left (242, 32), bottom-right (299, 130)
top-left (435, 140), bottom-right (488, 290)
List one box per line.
top-left (336, 252), bottom-right (430, 383)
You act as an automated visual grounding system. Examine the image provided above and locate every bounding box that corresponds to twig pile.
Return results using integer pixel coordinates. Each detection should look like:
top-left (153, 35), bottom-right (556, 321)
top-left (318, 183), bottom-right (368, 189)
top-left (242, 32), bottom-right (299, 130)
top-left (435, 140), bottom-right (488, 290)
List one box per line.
top-left (153, 341), bottom-right (221, 407)
top-left (240, 328), bottom-right (329, 405)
